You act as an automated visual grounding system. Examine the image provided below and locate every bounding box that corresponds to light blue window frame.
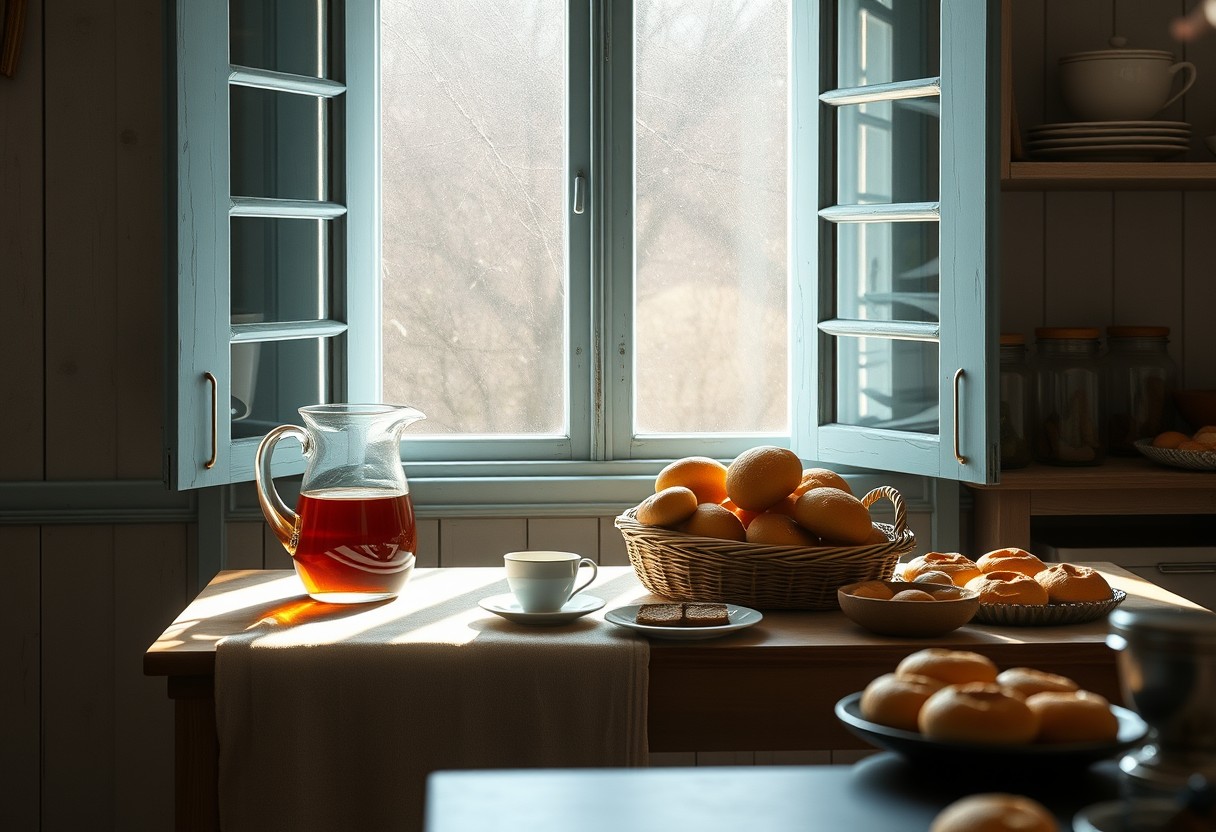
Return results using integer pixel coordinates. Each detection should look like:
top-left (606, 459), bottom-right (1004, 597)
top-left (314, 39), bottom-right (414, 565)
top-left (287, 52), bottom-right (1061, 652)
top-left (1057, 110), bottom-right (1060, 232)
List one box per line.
top-left (790, 0), bottom-right (1000, 485)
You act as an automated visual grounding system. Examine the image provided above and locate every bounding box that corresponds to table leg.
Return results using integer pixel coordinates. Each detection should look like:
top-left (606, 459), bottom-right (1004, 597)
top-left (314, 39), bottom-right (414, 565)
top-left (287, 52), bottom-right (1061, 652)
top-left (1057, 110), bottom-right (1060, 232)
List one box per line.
top-left (170, 676), bottom-right (220, 832)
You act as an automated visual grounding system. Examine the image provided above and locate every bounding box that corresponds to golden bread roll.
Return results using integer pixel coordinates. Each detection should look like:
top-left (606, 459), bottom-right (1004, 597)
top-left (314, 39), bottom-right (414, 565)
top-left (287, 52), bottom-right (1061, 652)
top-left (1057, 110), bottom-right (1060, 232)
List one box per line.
top-left (860, 672), bottom-right (944, 732)
top-left (792, 486), bottom-right (873, 545)
top-left (679, 502), bottom-right (746, 541)
top-left (918, 682), bottom-right (1040, 744)
top-left (1025, 690), bottom-right (1119, 744)
top-left (912, 570), bottom-right (954, 586)
top-left (901, 552), bottom-right (981, 587)
top-left (930, 794), bottom-right (1059, 832)
top-left (976, 547), bottom-right (1047, 577)
top-left (849, 580), bottom-right (895, 600)
top-left (895, 648), bottom-right (998, 686)
top-left (1034, 563), bottom-right (1113, 603)
top-left (996, 667), bottom-right (1079, 700)
top-left (636, 486), bottom-right (698, 527)
top-left (965, 570), bottom-right (1050, 606)
top-left (890, 588), bottom-right (936, 602)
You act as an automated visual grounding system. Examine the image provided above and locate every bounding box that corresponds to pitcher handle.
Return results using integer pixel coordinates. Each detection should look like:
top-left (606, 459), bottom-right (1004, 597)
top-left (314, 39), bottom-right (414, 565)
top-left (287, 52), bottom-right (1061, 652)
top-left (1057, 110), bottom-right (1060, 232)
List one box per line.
top-left (1160, 61), bottom-right (1198, 113)
top-left (255, 424), bottom-right (309, 554)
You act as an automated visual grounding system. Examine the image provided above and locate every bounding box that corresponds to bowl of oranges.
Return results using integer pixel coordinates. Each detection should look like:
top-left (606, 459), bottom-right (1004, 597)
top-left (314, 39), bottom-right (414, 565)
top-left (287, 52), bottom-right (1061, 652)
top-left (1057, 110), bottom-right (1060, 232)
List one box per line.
top-left (615, 446), bottom-right (916, 610)
top-left (1136, 424), bottom-right (1216, 471)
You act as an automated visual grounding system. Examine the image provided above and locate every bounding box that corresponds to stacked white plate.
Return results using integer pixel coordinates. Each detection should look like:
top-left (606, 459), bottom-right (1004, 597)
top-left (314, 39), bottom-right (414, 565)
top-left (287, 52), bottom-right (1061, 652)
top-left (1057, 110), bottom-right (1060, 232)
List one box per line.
top-left (1026, 120), bottom-right (1191, 161)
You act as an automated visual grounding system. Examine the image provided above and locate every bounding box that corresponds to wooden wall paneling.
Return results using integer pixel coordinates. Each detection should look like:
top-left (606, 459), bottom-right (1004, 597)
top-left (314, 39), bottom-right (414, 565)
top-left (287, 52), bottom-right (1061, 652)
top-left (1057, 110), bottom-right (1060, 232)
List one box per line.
top-left (114, 0), bottom-right (165, 478)
top-left (438, 518), bottom-right (526, 567)
top-left (1182, 192), bottom-right (1216, 388)
top-left (906, 511), bottom-right (933, 558)
top-left (225, 521), bottom-right (266, 570)
top-left (1115, 1), bottom-right (1187, 124)
top-left (526, 516), bottom-right (600, 558)
top-left (0, 527), bottom-right (40, 831)
top-left (598, 515), bottom-right (630, 566)
top-left (44, 2), bottom-right (119, 478)
top-left (416, 518), bottom-right (440, 567)
top-left (1009, 0), bottom-right (1045, 138)
top-left (41, 526), bottom-right (115, 828)
top-left (1180, 0), bottom-right (1216, 153)
top-left (0, 0), bottom-right (43, 479)
top-left (113, 525), bottom-right (187, 831)
top-left (1112, 193), bottom-right (1184, 354)
top-left (1044, 192), bottom-right (1114, 327)
top-left (999, 192), bottom-right (1045, 338)
top-left (1043, 0), bottom-right (1112, 125)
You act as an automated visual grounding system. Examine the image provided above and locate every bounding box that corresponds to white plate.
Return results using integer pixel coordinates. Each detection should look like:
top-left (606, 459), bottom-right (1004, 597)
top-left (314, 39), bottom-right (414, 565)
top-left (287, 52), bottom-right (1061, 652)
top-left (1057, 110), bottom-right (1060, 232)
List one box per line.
top-left (1031, 119), bottom-right (1191, 131)
top-left (1027, 135), bottom-right (1189, 148)
top-left (1028, 143), bottom-right (1188, 161)
top-left (478, 593), bottom-right (605, 625)
top-left (1028, 126), bottom-right (1189, 138)
top-left (603, 604), bottom-right (763, 640)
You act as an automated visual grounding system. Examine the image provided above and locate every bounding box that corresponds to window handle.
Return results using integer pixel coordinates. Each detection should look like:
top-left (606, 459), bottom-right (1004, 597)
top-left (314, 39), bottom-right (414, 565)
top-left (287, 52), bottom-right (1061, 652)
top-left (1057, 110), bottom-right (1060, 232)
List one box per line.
top-left (204, 372), bottom-right (218, 469)
top-left (573, 173), bottom-right (586, 215)
top-left (952, 367), bottom-right (967, 465)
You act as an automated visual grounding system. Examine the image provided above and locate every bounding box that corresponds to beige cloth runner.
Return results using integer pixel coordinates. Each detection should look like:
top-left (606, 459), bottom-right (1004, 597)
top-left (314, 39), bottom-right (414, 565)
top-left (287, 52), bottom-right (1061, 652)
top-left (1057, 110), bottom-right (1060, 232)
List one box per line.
top-left (215, 567), bottom-right (650, 832)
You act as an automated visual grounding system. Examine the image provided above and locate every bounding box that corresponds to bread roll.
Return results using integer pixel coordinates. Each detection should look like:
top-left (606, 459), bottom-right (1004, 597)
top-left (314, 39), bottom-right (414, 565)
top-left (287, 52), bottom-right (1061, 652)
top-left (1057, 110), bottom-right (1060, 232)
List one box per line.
top-left (849, 580), bottom-right (895, 600)
top-left (636, 486), bottom-right (698, 527)
top-left (890, 588), bottom-right (937, 602)
top-left (918, 682), bottom-right (1039, 744)
top-left (976, 548), bottom-right (1047, 578)
top-left (859, 672), bottom-right (944, 732)
top-left (930, 793), bottom-right (1059, 832)
top-left (1034, 563), bottom-right (1113, 603)
top-left (900, 552), bottom-right (982, 587)
top-left (895, 648), bottom-right (998, 686)
top-left (965, 570), bottom-right (1050, 606)
top-left (1025, 690), bottom-right (1119, 744)
top-left (912, 570), bottom-right (954, 586)
top-left (996, 667), bottom-right (1079, 700)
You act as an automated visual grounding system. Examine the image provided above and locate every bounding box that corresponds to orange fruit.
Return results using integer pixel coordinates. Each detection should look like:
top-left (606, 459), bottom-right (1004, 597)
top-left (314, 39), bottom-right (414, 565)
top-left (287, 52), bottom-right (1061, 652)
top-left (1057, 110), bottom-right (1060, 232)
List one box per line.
top-left (745, 512), bottom-right (819, 547)
top-left (792, 467), bottom-right (852, 497)
top-left (636, 486), bottom-right (698, 528)
top-left (721, 498), bottom-right (761, 529)
top-left (766, 495), bottom-right (799, 518)
top-left (1179, 440), bottom-right (1209, 451)
top-left (1197, 425), bottom-right (1216, 437)
top-left (725, 445), bottom-right (803, 511)
top-left (1194, 432), bottom-right (1216, 447)
top-left (655, 456), bottom-right (728, 505)
top-left (864, 524), bottom-right (890, 545)
top-left (792, 486), bottom-right (873, 545)
top-left (679, 502), bottom-right (746, 541)
top-left (1152, 431), bottom-right (1189, 449)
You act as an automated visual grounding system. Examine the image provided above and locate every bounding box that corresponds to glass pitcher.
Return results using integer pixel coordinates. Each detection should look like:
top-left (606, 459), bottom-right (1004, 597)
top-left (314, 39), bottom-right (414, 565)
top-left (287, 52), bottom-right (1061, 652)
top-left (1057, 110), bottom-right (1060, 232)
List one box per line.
top-left (255, 403), bottom-right (426, 603)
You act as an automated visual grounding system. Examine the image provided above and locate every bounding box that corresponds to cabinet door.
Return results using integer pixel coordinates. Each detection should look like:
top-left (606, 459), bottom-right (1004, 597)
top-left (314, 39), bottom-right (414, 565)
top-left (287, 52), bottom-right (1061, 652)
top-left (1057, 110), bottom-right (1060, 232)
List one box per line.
top-left (169, 0), bottom-right (379, 490)
top-left (791, 0), bottom-right (999, 484)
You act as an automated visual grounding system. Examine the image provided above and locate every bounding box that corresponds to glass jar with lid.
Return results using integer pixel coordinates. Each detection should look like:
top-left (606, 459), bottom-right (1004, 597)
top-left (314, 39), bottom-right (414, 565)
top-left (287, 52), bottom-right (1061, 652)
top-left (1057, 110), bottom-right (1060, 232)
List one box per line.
top-left (1032, 327), bottom-right (1106, 466)
top-left (999, 333), bottom-right (1033, 469)
top-left (1104, 325), bottom-right (1178, 455)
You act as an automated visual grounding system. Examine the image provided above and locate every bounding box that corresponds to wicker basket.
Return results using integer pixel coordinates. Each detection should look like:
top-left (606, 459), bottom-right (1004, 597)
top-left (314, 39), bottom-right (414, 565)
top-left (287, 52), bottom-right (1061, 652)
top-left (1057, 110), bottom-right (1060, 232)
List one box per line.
top-left (615, 485), bottom-right (916, 610)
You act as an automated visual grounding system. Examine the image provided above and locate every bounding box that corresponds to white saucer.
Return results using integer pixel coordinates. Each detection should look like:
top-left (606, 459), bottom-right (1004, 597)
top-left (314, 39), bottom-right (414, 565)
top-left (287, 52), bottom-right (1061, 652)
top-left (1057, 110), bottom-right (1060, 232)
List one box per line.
top-left (478, 593), bottom-right (605, 625)
top-left (604, 604), bottom-right (763, 640)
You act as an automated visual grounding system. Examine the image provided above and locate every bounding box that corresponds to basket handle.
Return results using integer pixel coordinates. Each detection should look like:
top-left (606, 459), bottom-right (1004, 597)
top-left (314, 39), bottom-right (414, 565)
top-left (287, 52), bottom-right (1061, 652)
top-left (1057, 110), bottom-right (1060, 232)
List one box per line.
top-left (861, 485), bottom-right (907, 535)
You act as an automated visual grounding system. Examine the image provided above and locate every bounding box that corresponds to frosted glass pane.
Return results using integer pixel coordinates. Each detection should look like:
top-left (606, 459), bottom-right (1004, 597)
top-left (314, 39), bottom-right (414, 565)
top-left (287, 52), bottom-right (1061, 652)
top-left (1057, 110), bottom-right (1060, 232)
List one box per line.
top-left (380, 2), bottom-right (566, 435)
top-left (634, 0), bottom-right (790, 434)
top-left (835, 337), bottom-right (938, 434)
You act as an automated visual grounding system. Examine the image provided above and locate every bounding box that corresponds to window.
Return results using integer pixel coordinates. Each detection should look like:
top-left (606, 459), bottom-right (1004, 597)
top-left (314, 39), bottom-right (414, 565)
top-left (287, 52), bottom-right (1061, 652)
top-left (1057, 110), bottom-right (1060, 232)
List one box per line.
top-left (169, 0), bottom-right (998, 495)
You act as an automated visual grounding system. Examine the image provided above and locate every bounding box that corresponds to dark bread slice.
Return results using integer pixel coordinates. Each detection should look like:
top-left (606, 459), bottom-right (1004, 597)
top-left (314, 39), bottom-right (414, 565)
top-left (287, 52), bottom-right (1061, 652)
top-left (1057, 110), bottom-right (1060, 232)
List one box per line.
top-left (636, 603), bottom-right (684, 626)
top-left (682, 602), bottom-right (730, 627)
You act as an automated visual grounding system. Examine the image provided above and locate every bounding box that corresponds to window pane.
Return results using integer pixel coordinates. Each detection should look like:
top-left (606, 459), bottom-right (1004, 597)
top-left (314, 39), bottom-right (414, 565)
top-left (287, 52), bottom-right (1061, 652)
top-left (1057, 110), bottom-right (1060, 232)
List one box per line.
top-left (837, 0), bottom-right (939, 88)
top-left (835, 336), bottom-right (938, 434)
top-left (634, 0), bottom-right (789, 434)
top-left (380, 1), bottom-right (566, 435)
top-left (231, 86), bottom-right (330, 201)
top-left (230, 0), bottom-right (338, 78)
top-left (836, 99), bottom-right (939, 204)
top-left (232, 217), bottom-right (333, 323)
top-left (232, 337), bottom-right (333, 439)
top-left (836, 221), bottom-right (938, 323)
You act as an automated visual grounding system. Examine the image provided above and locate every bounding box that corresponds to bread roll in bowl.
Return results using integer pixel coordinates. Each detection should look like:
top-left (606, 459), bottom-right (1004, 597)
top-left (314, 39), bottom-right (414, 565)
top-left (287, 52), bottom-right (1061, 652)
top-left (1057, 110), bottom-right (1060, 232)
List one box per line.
top-left (1034, 563), bottom-right (1113, 603)
top-left (895, 648), bottom-right (998, 686)
top-left (899, 552), bottom-right (982, 587)
top-left (965, 570), bottom-right (1050, 606)
top-left (996, 667), bottom-right (1079, 700)
top-left (976, 547), bottom-right (1047, 578)
top-left (1025, 690), bottom-right (1119, 744)
top-left (860, 672), bottom-right (944, 732)
top-left (912, 569), bottom-right (954, 586)
top-left (929, 793), bottom-right (1058, 832)
top-left (918, 682), bottom-right (1040, 744)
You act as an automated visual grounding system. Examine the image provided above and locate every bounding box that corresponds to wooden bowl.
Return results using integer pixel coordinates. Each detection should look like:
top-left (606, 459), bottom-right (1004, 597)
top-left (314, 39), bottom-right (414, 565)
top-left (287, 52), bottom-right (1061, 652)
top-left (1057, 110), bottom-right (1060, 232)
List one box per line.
top-left (1173, 389), bottom-right (1216, 431)
top-left (837, 581), bottom-right (980, 637)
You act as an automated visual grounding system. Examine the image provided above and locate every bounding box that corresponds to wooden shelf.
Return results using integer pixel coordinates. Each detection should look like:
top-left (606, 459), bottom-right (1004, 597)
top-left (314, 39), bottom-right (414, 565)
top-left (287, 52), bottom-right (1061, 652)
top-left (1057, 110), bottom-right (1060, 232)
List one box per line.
top-left (971, 454), bottom-right (1216, 491)
top-left (1002, 161), bottom-right (1216, 191)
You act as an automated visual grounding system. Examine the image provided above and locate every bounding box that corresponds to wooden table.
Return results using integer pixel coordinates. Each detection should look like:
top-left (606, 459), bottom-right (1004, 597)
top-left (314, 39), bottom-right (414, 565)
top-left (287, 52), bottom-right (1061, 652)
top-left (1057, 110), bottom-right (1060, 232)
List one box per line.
top-left (966, 456), bottom-right (1216, 554)
top-left (145, 563), bottom-right (1203, 831)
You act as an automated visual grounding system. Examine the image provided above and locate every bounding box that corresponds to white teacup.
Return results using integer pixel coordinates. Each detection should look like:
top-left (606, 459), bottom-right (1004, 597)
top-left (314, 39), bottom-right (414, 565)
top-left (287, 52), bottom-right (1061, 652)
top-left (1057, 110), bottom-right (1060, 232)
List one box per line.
top-left (504, 551), bottom-right (598, 613)
top-left (1060, 40), bottom-right (1197, 122)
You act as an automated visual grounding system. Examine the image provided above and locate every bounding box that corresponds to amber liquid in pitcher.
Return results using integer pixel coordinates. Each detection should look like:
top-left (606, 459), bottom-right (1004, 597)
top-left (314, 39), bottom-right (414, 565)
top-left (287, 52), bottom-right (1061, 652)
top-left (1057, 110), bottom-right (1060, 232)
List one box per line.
top-left (292, 487), bottom-right (417, 599)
